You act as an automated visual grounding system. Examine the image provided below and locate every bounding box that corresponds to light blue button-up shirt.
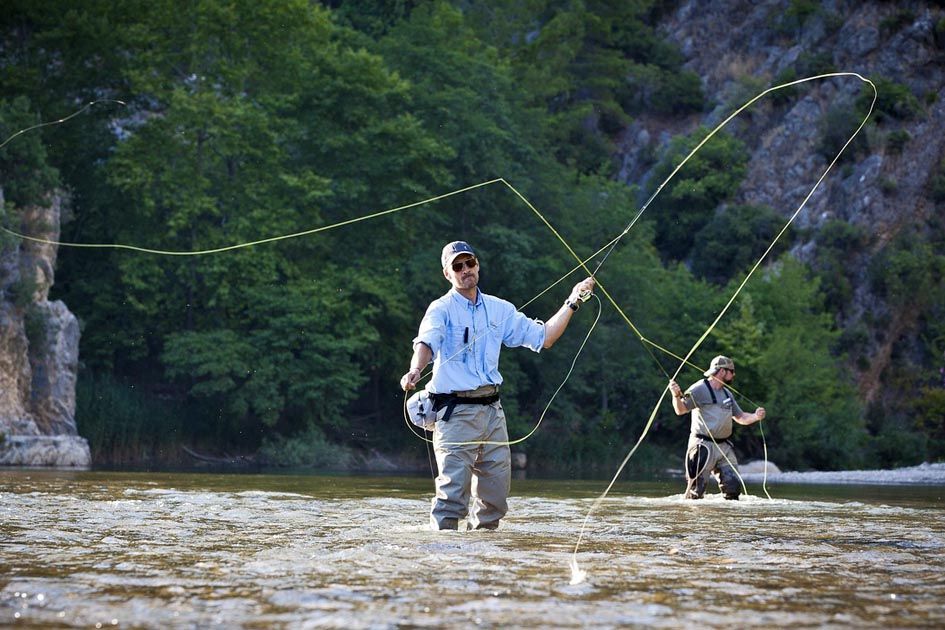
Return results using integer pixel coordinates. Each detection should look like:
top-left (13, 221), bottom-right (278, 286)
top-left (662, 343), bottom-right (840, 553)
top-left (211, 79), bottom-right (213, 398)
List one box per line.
top-left (413, 288), bottom-right (546, 394)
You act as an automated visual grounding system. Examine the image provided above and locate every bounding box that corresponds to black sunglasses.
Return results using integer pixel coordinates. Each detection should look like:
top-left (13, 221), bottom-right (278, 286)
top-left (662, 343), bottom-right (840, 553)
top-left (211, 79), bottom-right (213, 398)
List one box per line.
top-left (451, 258), bottom-right (478, 272)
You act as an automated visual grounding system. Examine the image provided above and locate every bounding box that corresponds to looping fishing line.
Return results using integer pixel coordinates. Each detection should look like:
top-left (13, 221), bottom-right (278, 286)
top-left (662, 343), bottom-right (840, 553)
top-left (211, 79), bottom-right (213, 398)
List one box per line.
top-left (568, 71), bottom-right (876, 585)
top-left (0, 177), bottom-right (509, 255)
top-left (0, 100), bottom-right (126, 151)
top-left (0, 103), bottom-right (624, 450)
top-left (1, 101), bottom-right (608, 455)
top-left (0, 102), bottom-right (611, 451)
top-left (3, 75), bottom-right (872, 574)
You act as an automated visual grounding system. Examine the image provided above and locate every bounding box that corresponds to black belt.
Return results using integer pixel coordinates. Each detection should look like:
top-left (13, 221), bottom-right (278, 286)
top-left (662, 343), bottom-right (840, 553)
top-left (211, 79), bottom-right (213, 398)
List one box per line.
top-left (430, 392), bottom-right (500, 423)
top-left (694, 433), bottom-right (732, 443)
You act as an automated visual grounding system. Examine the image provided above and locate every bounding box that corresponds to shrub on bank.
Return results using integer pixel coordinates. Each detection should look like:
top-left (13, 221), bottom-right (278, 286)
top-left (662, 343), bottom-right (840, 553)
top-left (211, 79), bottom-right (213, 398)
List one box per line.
top-left (257, 426), bottom-right (353, 470)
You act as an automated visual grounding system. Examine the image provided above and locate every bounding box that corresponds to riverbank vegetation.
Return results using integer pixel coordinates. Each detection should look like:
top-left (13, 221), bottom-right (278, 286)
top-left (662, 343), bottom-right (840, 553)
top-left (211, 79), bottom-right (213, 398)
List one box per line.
top-left (2, 0), bottom-right (944, 472)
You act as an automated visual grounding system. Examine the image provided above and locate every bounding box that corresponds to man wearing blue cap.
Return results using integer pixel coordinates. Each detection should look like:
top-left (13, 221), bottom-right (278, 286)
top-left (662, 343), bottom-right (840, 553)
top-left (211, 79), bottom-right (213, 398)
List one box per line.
top-left (401, 240), bottom-right (595, 530)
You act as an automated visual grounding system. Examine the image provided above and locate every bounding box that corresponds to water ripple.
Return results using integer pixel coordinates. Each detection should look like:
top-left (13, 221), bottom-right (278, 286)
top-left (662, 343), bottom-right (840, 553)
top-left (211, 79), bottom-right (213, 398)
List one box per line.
top-left (1, 471), bottom-right (943, 628)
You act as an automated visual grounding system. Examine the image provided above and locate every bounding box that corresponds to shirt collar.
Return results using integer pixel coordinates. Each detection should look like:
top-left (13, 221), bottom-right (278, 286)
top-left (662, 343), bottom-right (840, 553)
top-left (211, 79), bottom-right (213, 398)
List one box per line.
top-left (449, 287), bottom-right (482, 308)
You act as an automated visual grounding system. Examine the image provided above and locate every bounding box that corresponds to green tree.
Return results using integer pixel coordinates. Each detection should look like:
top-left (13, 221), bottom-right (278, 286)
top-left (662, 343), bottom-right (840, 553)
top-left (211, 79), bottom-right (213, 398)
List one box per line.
top-left (864, 227), bottom-right (945, 466)
top-left (0, 97), bottom-right (61, 208)
top-left (914, 387), bottom-right (945, 460)
top-left (648, 128), bottom-right (749, 263)
top-left (162, 275), bottom-right (377, 430)
top-left (465, 0), bottom-right (702, 174)
top-left (2, 0), bottom-right (455, 447)
top-left (857, 77), bottom-right (921, 123)
top-left (690, 203), bottom-right (790, 285)
top-left (812, 219), bottom-right (871, 315)
top-left (720, 258), bottom-right (866, 469)
top-left (869, 232), bottom-right (944, 310)
top-left (3, 0), bottom-right (903, 473)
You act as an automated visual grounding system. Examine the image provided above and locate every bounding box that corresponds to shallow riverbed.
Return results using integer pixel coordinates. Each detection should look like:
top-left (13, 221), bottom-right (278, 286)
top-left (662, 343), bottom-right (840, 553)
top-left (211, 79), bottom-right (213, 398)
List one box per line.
top-left (1, 470), bottom-right (943, 628)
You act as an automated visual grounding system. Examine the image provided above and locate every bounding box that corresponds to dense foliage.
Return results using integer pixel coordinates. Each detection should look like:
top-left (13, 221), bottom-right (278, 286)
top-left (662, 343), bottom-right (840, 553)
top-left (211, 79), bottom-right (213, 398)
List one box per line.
top-left (1, 0), bottom-right (940, 473)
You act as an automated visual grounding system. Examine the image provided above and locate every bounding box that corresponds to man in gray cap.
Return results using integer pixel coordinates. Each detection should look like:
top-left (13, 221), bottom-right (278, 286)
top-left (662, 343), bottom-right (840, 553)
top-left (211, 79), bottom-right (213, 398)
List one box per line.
top-left (401, 240), bottom-right (595, 530)
top-left (668, 355), bottom-right (766, 500)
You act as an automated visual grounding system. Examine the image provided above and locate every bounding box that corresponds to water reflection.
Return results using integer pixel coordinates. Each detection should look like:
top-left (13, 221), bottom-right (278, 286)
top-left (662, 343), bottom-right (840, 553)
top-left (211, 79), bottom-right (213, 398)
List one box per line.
top-left (1, 470), bottom-right (943, 628)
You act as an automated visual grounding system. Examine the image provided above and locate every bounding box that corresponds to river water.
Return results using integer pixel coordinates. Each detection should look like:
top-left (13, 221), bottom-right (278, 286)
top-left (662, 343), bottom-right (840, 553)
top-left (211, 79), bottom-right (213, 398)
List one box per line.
top-left (1, 469), bottom-right (943, 628)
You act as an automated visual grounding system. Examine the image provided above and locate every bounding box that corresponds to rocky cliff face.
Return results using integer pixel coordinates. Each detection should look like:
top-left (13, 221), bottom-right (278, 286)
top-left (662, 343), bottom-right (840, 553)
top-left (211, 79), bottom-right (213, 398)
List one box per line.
top-left (618, 0), bottom-right (945, 403)
top-left (0, 189), bottom-right (90, 467)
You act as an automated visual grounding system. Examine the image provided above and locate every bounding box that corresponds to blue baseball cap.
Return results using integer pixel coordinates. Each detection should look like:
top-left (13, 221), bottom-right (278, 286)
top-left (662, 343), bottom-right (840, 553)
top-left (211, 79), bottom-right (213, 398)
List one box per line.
top-left (440, 241), bottom-right (476, 268)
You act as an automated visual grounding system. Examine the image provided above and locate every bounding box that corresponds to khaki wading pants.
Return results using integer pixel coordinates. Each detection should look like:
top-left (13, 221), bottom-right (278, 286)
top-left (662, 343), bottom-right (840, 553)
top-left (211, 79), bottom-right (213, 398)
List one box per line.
top-left (430, 400), bottom-right (510, 530)
top-left (685, 435), bottom-right (741, 499)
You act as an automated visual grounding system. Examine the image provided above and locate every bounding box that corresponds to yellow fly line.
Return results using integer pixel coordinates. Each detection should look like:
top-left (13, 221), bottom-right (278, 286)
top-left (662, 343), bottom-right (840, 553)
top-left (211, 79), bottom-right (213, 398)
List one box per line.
top-left (3, 74), bottom-right (876, 578)
top-left (2, 75), bottom-right (873, 462)
top-left (0, 100), bottom-right (126, 151)
top-left (569, 72), bottom-right (877, 585)
top-left (0, 178), bottom-right (505, 255)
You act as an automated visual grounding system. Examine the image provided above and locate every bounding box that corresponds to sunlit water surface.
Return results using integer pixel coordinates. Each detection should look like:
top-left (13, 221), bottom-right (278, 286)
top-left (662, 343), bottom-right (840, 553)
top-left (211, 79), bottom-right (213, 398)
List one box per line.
top-left (1, 470), bottom-right (943, 628)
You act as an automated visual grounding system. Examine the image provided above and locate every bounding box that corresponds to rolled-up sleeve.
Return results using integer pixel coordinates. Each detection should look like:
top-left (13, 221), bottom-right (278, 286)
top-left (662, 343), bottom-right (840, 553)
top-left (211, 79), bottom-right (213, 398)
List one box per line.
top-left (498, 302), bottom-right (545, 352)
top-left (413, 300), bottom-right (447, 355)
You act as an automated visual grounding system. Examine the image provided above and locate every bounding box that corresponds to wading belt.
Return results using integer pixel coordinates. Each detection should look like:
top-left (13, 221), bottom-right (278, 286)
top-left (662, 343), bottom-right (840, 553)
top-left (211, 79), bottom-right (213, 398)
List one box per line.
top-left (430, 392), bottom-right (500, 423)
top-left (693, 433), bottom-right (733, 445)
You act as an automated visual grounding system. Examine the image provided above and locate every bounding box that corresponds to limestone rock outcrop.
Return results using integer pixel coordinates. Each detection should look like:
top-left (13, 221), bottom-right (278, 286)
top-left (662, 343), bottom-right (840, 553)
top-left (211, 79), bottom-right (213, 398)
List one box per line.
top-left (0, 190), bottom-right (90, 467)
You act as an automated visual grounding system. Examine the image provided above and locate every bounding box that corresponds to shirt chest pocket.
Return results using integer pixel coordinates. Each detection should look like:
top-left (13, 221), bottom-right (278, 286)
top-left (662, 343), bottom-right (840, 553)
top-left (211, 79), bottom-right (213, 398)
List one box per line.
top-left (445, 324), bottom-right (469, 362)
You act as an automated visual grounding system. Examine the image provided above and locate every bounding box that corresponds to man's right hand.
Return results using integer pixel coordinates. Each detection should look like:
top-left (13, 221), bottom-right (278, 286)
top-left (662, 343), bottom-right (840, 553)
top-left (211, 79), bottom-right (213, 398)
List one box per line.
top-left (668, 380), bottom-right (683, 398)
top-left (570, 277), bottom-right (596, 303)
top-left (401, 368), bottom-right (421, 392)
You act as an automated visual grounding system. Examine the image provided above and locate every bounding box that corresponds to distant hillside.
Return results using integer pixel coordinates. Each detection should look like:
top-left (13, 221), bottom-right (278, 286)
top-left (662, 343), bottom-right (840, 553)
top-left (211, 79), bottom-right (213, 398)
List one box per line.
top-left (616, 0), bottom-right (945, 425)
